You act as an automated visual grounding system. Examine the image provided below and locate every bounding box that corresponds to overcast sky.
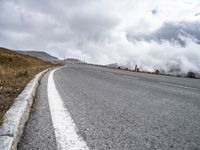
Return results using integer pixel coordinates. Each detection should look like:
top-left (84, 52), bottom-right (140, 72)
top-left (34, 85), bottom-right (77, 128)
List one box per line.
top-left (0, 0), bottom-right (200, 73)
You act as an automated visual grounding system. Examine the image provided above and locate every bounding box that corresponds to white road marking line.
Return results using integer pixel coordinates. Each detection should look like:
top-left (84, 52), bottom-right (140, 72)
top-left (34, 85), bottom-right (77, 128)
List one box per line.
top-left (123, 75), bottom-right (139, 80)
top-left (160, 82), bottom-right (199, 90)
top-left (48, 68), bottom-right (90, 150)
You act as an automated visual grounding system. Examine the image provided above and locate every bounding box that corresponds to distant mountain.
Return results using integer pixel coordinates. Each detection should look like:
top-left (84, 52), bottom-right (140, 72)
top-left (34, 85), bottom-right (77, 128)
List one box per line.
top-left (17, 51), bottom-right (59, 62)
top-left (63, 58), bottom-right (85, 64)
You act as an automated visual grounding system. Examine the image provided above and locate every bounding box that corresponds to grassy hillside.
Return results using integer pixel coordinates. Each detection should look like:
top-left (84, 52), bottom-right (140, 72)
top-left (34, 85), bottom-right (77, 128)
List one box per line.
top-left (17, 50), bottom-right (59, 62)
top-left (0, 47), bottom-right (59, 123)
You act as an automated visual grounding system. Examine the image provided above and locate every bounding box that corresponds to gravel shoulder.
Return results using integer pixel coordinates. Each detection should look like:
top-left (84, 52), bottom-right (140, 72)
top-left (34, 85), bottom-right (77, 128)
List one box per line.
top-left (18, 71), bottom-right (57, 150)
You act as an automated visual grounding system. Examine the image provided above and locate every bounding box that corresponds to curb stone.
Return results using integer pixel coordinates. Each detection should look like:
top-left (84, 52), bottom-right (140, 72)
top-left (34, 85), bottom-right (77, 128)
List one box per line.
top-left (0, 68), bottom-right (52, 150)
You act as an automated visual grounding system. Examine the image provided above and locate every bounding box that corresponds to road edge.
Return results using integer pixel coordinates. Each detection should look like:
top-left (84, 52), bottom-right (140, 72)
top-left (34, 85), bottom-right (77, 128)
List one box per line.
top-left (0, 68), bottom-right (52, 150)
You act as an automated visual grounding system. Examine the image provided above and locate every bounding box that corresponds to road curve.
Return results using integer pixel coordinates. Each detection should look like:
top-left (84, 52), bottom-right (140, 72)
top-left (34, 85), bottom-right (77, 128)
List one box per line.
top-left (18, 64), bottom-right (200, 150)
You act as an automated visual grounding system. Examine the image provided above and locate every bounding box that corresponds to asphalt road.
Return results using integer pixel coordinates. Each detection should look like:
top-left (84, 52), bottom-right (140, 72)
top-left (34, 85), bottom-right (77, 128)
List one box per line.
top-left (18, 64), bottom-right (200, 150)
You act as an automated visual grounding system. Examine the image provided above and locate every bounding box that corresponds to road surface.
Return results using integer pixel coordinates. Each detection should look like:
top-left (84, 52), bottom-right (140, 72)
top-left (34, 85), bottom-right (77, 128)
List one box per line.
top-left (18, 64), bottom-right (200, 150)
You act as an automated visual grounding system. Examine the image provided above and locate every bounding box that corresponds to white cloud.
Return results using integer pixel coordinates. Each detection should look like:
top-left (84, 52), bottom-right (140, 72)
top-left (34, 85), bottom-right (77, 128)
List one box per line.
top-left (0, 0), bottom-right (200, 73)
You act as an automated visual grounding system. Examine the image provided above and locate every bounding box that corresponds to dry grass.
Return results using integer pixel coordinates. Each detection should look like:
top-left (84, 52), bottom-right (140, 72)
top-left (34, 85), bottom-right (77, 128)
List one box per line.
top-left (0, 47), bottom-right (59, 123)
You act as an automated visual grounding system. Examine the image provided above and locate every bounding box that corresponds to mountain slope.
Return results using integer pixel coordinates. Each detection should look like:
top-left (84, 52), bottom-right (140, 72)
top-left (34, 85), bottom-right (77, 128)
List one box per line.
top-left (0, 47), bottom-right (58, 122)
top-left (17, 51), bottom-right (59, 62)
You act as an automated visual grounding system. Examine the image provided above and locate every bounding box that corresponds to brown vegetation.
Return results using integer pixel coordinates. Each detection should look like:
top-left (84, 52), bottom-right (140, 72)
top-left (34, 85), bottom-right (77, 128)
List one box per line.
top-left (0, 47), bottom-right (59, 123)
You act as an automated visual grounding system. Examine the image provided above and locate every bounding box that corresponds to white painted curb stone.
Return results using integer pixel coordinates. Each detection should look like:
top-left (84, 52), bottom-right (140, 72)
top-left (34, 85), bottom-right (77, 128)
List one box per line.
top-left (0, 68), bottom-right (52, 150)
